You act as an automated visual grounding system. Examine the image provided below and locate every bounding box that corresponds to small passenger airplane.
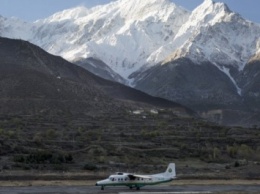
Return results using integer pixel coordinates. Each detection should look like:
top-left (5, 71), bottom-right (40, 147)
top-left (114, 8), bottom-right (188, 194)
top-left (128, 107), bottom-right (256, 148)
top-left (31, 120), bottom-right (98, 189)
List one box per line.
top-left (95, 163), bottom-right (176, 190)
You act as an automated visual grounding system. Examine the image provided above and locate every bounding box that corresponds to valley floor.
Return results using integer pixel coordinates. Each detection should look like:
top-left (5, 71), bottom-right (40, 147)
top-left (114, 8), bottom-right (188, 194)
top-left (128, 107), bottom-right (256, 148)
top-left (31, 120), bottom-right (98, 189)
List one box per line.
top-left (0, 160), bottom-right (260, 185)
top-left (1, 178), bottom-right (260, 187)
top-left (1, 178), bottom-right (260, 194)
top-left (0, 113), bottom-right (259, 184)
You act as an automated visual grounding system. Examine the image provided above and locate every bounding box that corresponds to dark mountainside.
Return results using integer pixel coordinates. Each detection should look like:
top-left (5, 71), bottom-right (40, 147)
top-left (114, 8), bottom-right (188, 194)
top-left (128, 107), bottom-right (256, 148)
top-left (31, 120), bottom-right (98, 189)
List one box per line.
top-left (0, 37), bottom-right (193, 116)
top-left (135, 58), bottom-right (260, 127)
top-left (74, 57), bottom-right (126, 84)
top-left (237, 54), bottom-right (260, 112)
top-left (0, 37), bottom-right (259, 179)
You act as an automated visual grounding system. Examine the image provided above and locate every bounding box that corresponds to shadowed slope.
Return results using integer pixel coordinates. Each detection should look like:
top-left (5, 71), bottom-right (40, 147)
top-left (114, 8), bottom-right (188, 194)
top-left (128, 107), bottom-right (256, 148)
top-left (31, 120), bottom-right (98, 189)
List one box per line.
top-left (0, 37), bottom-right (194, 116)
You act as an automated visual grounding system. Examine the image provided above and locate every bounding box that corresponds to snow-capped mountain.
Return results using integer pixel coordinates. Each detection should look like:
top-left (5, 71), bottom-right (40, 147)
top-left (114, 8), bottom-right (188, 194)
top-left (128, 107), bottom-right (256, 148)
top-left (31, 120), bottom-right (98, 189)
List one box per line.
top-left (0, 0), bottom-right (260, 126)
top-left (0, 16), bottom-right (33, 40)
top-left (132, 0), bottom-right (260, 126)
top-left (159, 0), bottom-right (260, 94)
top-left (29, 0), bottom-right (190, 83)
top-left (162, 0), bottom-right (260, 68)
top-left (2, 0), bottom-right (259, 85)
top-left (3, 0), bottom-right (258, 87)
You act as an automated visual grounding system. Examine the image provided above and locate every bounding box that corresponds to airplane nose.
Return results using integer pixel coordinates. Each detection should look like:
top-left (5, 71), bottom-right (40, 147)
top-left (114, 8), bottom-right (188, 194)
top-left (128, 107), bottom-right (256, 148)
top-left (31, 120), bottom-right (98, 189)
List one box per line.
top-left (95, 183), bottom-right (98, 186)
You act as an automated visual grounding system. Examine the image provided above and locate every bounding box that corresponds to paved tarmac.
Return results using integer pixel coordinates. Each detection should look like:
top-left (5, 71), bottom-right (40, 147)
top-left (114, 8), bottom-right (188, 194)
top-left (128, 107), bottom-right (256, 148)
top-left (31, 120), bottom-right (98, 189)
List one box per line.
top-left (0, 184), bottom-right (260, 194)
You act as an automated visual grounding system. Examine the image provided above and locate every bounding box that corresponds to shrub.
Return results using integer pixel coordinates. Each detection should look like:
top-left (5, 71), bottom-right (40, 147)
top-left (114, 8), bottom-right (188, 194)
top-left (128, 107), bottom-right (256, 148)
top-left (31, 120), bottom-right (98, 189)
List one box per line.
top-left (13, 155), bottom-right (25, 163)
top-left (46, 129), bottom-right (57, 140)
top-left (238, 144), bottom-right (254, 158)
top-left (227, 145), bottom-right (238, 158)
top-left (26, 150), bottom-right (52, 164)
top-left (83, 163), bottom-right (97, 171)
top-left (53, 164), bottom-right (68, 171)
top-left (33, 132), bottom-right (43, 143)
top-left (213, 147), bottom-right (221, 159)
top-left (65, 154), bottom-right (73, 163)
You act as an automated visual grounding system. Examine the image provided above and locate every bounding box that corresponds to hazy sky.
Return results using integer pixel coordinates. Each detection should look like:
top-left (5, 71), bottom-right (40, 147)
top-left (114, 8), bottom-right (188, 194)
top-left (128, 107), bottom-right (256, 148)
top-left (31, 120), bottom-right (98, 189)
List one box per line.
top-left (0, 0), bottom-right (259, 23)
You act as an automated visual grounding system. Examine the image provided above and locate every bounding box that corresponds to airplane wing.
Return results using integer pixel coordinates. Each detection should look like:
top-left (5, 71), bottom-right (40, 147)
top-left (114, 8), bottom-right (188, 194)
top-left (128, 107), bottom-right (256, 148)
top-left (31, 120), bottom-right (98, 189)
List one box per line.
top-left (127, 174), bottom-right (152, 180)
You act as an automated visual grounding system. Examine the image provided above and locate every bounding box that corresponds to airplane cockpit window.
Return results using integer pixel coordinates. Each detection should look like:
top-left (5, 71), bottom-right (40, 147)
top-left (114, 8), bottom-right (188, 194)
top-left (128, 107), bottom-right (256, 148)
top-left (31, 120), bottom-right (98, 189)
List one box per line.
top-left (116, 172), bottom-right (124, 175)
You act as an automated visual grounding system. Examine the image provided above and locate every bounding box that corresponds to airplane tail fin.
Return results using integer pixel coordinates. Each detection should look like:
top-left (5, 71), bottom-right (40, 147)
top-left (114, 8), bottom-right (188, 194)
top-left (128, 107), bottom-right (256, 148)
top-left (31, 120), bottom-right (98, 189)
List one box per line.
top-left (164, 163), bottom-right (176, 179)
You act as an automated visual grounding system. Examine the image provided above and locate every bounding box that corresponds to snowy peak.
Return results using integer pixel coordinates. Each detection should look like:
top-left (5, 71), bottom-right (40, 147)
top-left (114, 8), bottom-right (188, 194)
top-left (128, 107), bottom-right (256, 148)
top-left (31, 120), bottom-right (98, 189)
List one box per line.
top-left (1, 0), bottom-right (260, 88)
top-left (0, 16), bottom-right (33, 40)
top-left (29, 0), bottom-right (189, 82)
top-left (191, 0), bottom-right (231, 25)
top-left (159, 0), bottom-right (233, 64)
top-left (40, 6), bottom-right (89, 23)
top-left (43, 0), bottom-right (177, 23)
top-left (164, 0), bottom-right (260, 69)
top-left (114, 0), bottom-right (176, 20)
top-left (157, 0), bottom-right (260, 96)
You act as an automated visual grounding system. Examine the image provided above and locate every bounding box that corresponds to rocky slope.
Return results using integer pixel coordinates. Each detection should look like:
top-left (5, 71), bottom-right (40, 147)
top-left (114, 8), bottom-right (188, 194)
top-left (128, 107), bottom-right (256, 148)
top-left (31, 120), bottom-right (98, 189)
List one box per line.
top-left (0, 37), bottom-right (193, 117)
top-left (74, 57), bottom-right (126, 84)
top-left (133, 0), bottom-right (260, 126)
top-left (134, 57), bottom-right (260, 126)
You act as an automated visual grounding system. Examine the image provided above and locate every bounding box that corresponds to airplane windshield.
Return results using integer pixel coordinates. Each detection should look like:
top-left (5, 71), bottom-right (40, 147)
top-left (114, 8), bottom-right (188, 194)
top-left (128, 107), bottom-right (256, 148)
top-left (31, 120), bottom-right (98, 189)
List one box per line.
top-left (109, 176), bottom-right (115, 181)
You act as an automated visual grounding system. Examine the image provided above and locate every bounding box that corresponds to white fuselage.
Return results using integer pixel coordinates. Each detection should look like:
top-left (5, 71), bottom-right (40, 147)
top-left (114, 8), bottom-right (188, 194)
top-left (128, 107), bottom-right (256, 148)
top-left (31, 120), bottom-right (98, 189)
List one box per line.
top-left (95, 163), bottom-right (176, 190)
top-left (96, 173), bottom-right (174, 189)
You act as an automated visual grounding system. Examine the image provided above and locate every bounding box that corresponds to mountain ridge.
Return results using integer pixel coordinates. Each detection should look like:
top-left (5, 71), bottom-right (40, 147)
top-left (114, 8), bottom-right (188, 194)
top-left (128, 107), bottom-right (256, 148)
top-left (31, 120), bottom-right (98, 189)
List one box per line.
top-left (1, 0), bottom-right (190, 83)
top-left (0, 37), bottom-right (194, 117)
top-left (0, 0), bottom-right (259, 126)
top-left (1, 0), bottom-right (259, 82)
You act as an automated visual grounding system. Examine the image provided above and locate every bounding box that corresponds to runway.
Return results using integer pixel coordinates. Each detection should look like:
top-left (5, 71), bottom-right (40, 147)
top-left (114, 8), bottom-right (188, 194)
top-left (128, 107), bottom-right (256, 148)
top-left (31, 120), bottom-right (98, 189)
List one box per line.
top-left (0, 184), bottom-right (260, 194)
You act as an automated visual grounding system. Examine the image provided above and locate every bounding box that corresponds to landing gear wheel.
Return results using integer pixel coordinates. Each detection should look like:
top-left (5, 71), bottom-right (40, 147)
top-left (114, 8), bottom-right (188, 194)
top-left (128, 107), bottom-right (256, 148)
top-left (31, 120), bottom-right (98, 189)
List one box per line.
top-left (129, 186), bottom-right (133, 190)
top-left (136, 187), bottom-right (140, 190)
top-left (101, 186), bottom-right (104, 190)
